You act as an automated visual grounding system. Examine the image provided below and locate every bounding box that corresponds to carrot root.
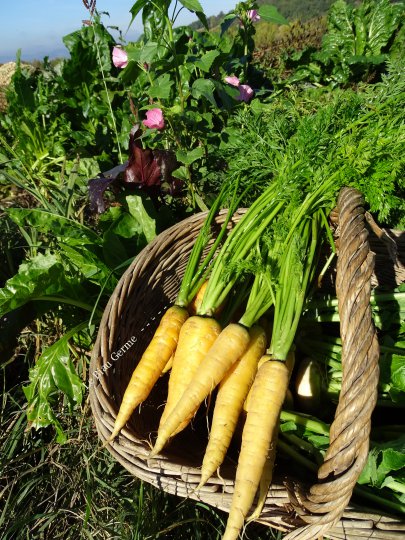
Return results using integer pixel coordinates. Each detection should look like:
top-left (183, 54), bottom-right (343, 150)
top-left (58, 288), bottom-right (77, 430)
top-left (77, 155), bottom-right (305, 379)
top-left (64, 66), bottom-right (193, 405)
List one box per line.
top-left (248, 420), bottom-right (279, 522)
top-left (151, 323), bottom-right (250, 457)
top-left (222, 358), bottom-right (290, 540)
top-left (109, 305), bottom-right (189, 441)
top-left (198, 325), bottom-right (267, 488)
top-left (159, 315), bottom-right (222, 433)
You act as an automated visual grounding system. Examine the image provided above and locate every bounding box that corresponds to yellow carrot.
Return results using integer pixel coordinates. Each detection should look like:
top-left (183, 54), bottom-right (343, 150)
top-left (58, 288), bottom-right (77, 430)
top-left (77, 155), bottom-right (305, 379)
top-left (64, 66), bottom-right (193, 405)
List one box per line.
top-left (159, 315), bottom-right (222, 433)
top-left (222, 358), bottom-right (290, 540)
top-left (109, 305), bottom-right (189, 441)
top-left (242, 348), bottom-right (294, 413)
top-left (198, 325), bottom-right (267, 488)
top-left (248, 349), bottom-right (295, 521)
top-left (242, 354), bottom-right (268, 414)
top-left (244, 349), bottom-right (295, 523)
top-left (189, 280), bottom-right (226, 317)
top-left (188, 281), bottom-right (209, 315)
top-left (248, 419), bottom-right (279, 523)
top-left (161, 353), bottom-right (174, 375)
top-left (150, 323), bottom-right (250, 456)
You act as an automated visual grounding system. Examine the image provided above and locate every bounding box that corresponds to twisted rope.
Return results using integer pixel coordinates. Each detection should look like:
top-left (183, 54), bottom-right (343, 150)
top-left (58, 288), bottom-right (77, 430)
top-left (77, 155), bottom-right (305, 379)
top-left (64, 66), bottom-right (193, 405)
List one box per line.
top-left (284, 188), bottom-right (380, 540)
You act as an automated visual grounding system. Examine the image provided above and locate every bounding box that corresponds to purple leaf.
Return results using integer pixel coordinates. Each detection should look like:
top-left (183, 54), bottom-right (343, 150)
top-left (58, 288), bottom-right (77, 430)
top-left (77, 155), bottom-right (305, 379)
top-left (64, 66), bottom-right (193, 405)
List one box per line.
top-left (88, 126), bottom-right (183, 213)
top-left (153, 149), bottom-right (179, 184)
top-left (88, 162), bottom-right (128, 213)
top-left (124, 126), bottom-right (162, 188)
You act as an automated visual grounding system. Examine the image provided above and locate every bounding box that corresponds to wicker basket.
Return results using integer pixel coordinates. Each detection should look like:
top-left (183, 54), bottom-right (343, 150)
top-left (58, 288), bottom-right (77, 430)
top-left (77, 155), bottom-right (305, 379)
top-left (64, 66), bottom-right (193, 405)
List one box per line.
top-left (89, 188), bottom-right (405, 539)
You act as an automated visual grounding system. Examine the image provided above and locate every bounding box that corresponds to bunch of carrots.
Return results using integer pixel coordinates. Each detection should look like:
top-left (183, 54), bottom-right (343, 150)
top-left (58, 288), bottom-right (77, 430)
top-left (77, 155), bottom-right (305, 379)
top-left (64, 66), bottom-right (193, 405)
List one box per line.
top-left (108, 176), bottom-right (338, 540)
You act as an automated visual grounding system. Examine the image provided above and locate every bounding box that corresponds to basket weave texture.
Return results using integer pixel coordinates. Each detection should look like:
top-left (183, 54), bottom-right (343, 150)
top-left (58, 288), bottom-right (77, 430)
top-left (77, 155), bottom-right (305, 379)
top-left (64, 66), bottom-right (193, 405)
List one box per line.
top-left (89, 189), bottom-right (405, 539)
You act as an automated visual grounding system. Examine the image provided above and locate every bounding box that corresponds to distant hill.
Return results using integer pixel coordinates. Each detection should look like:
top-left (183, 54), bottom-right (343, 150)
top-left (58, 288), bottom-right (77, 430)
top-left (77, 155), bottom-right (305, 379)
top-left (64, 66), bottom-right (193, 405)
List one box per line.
top-left (189, 0), bottom-right (354, 30)
top-left (255, 0), bottom-right (342, 22)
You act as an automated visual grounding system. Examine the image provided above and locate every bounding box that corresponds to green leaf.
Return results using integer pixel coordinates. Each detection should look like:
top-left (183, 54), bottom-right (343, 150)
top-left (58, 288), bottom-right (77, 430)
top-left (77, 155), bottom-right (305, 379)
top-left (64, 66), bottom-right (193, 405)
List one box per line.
top-left (176, 146), bottom-right (204, 165)
top-left (322, 0), bottom-right (356, 60)
top-left (347, 54), bottom-right (386, 66)
top-left (149, 72), bottom-right (173, 99)
top-left (391, 352), bottom-right (405, 392)
top-left (102, 230), bottom-right (132, 270)
top-left (7, 208), bottom-right (100, 246)
top-left (221, 13), bottom-right (237, 36)
top-left (258, 5), bottom-right (288, 25)
top-left (179, 0), bottom-right (203, 12)
top-left (379, 448), bottom-right (405, 479)
top-left (378, 339), bottom-right (405, 397)
top-left (138, 41), bottom-right (161, 64)
top-left (212, 80), bottom-right (238, 110)
top-left (129, 0), bottom-right (149, 29)
top-left (0, 254), bottom-right (79, 316)
top-left (195, 50), bottom-right (220, 73)
top-left (306, 434), bottom-right (330, 450)
top-left (365, 0), bottom-right (403, 55)
top-left (171, 165), bottom-right (189, 181)
top-left (191, 78), bottom-right (217, 107)
top-left (110, 214), bottom-right (142, 239)
top-left (125, 194), bottom-right (156, 243)
top-left (359, 436), bottom-right (405, 488)
top-left (23, 327), bottom-right (85, 443)
top-left (178, 0), bottom-right (208, 29)
top-left (353, 11), bottom-right (367, 55)
top-left (59, 243), bottom-right (113, 284)
top-left (280, 420), bottom-right (297, 432)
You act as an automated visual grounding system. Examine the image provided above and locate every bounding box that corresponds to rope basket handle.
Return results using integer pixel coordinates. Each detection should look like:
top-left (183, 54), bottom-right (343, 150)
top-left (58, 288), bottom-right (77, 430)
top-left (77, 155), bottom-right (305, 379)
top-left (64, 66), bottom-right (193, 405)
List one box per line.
top-left (283, 187), bottom-right (381, 540)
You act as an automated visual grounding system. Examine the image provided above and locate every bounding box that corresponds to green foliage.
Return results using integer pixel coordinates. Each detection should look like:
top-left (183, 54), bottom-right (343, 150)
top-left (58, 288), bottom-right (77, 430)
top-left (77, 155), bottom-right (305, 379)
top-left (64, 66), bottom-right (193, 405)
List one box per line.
top-left (285, 0), bottom-right (405, 85)
top-left (359, 436), bottom-right (405, 487)
top-left (0, 165), bottom-right (160, 441)
top-left (0, 17), bottom-right (130, 182)
top-left (253, 17), bottom-right (327, 80)
top-left (189, 0), bottom-right (343, 30)
top-left (279, 412), bottom-right (405, 513)
top-left (113, 1), bottom-right (286, 208)
top-left (215, 59), bottom-right (405, 228)
top-left (255, 0), bottom-right (349, 22)
top-left (0, 253), bottom-right (88, 316)
top-left (258, 4), bottom-right (288, 25)
top-left (23, 327), bottom-right (85, 443)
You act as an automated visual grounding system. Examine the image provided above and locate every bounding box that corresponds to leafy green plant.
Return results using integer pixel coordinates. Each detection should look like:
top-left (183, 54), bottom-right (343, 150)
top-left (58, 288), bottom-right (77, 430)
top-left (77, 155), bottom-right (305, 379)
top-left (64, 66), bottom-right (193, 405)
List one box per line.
top-left (285, 0), bottom-right (404, 85)
top-left (106, 0), bottom-right (287, 209)
top-left (1, 0), bottom-right (404, 535)
top-left (282, 285), bottom-right (405, 514)
top-left (0, 16), bottom-right (131, 183)
top-left (358, 435), bottom-right (405, 506)
top-left (0, 156), bottom-right (161, 441)
top-left (212, 57), bottom-right (405, 228)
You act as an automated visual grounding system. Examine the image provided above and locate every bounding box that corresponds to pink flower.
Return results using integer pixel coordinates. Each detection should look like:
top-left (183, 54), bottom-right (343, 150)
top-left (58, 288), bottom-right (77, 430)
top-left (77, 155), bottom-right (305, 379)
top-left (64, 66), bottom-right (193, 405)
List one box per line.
top-left (224, 75), bottom-right (241, 87)
top-left (247, 9), bottom-right (261, 23)
top-left (112, 46), bottom-right (128, 69)
top-left (142, 108), bottom-right (165, 130)
top-left (237, 84), bottom-right (254, 102)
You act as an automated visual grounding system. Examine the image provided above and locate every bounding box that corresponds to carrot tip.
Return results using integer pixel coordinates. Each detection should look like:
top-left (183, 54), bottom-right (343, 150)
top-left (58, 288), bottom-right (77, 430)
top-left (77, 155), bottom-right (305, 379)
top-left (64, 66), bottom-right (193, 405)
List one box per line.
top-left (196, 471), bottom-right (211, 490)
top-left (150, 432), bottom-right (168, 457)
top-left (149, 444), bottom-right (163, 458)
top-left (102, 436), bottom-right (114, 449)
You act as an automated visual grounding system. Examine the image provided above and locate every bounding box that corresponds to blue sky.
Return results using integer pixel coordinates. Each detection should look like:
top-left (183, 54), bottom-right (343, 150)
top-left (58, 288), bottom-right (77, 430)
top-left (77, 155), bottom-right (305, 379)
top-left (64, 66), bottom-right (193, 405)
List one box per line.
top-left (0, 0), bottom-right (238, 63)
